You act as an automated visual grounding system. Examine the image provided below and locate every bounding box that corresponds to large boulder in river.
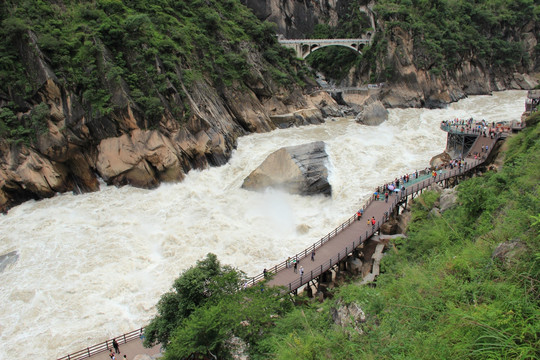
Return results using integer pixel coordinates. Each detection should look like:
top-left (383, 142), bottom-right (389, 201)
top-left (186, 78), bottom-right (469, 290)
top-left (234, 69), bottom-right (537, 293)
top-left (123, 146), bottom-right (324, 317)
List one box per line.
top-left (355, 100), bottom-right (388, 126)
top-left (242, 141), bottom-right (331, 196)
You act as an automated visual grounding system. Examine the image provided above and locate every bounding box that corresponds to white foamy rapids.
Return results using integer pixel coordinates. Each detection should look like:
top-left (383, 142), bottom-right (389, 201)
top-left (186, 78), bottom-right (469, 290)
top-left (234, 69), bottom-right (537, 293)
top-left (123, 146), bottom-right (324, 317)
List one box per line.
top-left (0, 90), bottom-right (526, 359)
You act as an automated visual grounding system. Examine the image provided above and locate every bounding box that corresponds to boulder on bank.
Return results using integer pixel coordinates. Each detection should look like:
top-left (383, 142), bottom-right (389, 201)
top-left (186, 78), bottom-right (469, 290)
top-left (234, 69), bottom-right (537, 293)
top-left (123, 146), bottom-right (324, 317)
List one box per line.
top-left (331, 300), bottom-right (366, 335)
top-left (242, 141), bottom-right (331, 196)
top-left (492, 240), bottom-right (527, 265)
top-left (439, 188), bottom-right (458, 213)
top-left (430, 151), bottom-right (452, 169)
top-left (355, 100), bottom-right (388, 126)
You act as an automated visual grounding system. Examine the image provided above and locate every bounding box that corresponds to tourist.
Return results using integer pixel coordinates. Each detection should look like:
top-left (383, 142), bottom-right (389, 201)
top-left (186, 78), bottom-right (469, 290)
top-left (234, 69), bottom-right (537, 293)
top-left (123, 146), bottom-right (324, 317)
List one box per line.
top-left (113, 339), bottom-right (120, 354)
top-left (300, 266), bottom-right (304, 277)
top-left (293, 258), bottom-right (298, 273)
top-left (109, 349), bottom-right (115, 359)
top-left (385, 191), bottom-right (389, 203)
top-left (286, 257), bottom-right (291, 268)
top-left (263, 268), bottom-right (267, 279)
top-left (311, 250), bottom-right (315, 261)
top-left (371, 216), bottom-right (376, 231)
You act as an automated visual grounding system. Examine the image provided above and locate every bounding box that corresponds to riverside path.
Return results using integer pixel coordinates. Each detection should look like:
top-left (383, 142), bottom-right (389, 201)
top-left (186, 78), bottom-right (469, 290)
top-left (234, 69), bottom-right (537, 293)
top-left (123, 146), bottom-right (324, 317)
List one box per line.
top-left (59, 122), bottom-right (517, 360)
top-left (248, 124), bottom-right (512, 293)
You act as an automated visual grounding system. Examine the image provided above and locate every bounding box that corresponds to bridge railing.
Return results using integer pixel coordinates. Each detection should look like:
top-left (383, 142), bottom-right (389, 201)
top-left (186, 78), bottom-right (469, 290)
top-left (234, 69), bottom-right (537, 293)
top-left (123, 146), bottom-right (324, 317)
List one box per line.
top-left (279, 38), bottom-right (370, 44)
top-left (248, 211), bottom-right (360, 286)
top-left (57, 328), bottom-right (144, 360)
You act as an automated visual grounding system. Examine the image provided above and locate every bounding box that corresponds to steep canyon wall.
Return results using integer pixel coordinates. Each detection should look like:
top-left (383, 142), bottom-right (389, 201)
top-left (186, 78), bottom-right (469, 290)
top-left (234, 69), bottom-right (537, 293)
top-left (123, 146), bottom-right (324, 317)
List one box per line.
top-left (0, 26), bottom-right (340, 212)
top-left (1, 0), bottom-right (538, 211)
top-left (244, 0), bottom-right (538, 107)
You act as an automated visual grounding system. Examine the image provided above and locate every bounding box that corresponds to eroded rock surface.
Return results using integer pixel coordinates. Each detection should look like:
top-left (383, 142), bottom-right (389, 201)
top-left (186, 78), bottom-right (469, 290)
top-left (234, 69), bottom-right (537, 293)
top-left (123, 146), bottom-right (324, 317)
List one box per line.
top-left (242, 141), bottom-right (331, 196)
top-left (0, 251), bottom-right (19, 274)
top-left (355, 100), bottom-right (388, 126)
top-left (331, 300), bottom-right (367, 335)
top-left (439, 188), bottom-right (458, 213)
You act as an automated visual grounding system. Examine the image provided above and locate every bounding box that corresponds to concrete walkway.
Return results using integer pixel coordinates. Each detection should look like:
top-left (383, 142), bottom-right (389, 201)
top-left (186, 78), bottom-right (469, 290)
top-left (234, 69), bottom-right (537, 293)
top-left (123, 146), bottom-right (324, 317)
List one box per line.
top-left (85, 340), bottom-right (161, 360)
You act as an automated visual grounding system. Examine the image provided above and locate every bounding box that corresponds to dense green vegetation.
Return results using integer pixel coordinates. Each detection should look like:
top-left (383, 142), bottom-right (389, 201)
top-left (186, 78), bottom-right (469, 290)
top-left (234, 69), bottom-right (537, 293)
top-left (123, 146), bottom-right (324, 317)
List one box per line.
top-left (146, 115), bottom-right (539, 359)
top-left (376, 0), bottom-right (539, 74)
top-left (309, 0), bottom-right (539, 82)
top-left (143, 253), bottom-right (293, 358)
top-left (0, 0), bottom-right (305, 144)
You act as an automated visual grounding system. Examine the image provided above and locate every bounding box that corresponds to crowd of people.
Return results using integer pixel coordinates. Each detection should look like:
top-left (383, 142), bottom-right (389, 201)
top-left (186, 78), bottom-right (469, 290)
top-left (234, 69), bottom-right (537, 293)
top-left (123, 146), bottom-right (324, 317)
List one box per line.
top-left (441, 118), bottom-right (510, 138)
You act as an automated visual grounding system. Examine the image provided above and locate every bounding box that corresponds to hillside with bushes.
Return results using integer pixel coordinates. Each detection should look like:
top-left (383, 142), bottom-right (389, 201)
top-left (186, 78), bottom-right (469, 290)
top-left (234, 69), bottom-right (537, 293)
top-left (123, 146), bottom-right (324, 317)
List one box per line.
top-left (145, 113), bottom-right (539, 359)
top-left (0, 0), bottom-right (324, 211)
top-left (304, 0), bottom-right (539, 83)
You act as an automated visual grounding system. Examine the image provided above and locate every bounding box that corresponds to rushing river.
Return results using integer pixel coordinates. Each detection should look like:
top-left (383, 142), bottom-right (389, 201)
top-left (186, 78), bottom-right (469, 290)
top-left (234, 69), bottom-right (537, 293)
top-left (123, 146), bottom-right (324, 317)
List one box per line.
top-left (0, 90), bottom-right (526, 359)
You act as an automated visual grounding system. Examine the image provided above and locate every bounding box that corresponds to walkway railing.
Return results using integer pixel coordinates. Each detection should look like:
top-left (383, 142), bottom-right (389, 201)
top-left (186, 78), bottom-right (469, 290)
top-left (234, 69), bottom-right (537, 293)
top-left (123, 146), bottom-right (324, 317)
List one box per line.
top-left (57, 328), bottom-right (144, 360)
top-left (440, 122), bottom-right (519, 135)
top-left (251, 129), bottom-right (507, 291)
top-left (280, 163), bottom-right (475, 292)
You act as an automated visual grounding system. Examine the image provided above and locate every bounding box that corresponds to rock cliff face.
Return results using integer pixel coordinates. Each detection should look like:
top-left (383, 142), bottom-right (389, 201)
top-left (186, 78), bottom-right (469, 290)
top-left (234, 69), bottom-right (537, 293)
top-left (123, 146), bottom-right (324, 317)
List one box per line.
top-left (2, 1), bottom-right (538, 211)
top-left (245, 1), bottom-right (538, 108)
top-left (0, 26), bottom-right (340, 212)
top-left (241, 0), bottom-right (349, 38)
top-left (374, 27), bottom-right (539, 108)
top-left (340, 5), bottom-right (539, 108)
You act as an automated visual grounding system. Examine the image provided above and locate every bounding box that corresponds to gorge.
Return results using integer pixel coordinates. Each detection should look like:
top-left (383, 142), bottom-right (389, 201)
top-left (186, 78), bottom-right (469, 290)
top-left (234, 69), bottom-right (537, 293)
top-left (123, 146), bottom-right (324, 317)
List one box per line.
top-left (0, 0), bottom-right (539, 358)
top-left (1, 0), bottom-right (538, 212)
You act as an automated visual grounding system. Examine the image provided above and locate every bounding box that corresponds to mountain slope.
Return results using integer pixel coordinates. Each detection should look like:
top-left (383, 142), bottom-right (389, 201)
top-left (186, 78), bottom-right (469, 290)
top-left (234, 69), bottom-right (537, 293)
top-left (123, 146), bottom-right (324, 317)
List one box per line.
top-left (0, 0), bottom-right (329, 211)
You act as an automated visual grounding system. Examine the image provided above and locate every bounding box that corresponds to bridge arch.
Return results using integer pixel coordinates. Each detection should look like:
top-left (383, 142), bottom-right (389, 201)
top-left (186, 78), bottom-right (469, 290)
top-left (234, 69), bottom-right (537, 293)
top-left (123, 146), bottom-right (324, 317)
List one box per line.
top-left (279, 38), bottom-right (372, 60)
top-left (305, 42), bottom-right (368, 59)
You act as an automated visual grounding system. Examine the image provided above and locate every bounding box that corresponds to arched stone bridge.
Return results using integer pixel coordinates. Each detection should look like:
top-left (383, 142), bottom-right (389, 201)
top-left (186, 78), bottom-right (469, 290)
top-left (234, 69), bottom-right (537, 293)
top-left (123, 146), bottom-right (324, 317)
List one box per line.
top-left (278, 37), bottom-right (372, 59)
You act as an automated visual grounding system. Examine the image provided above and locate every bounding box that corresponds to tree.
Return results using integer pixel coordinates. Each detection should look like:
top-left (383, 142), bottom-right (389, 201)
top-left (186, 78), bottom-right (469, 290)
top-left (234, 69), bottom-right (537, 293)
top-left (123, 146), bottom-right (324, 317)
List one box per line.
top-left (143, 253), bottom-right (245, 348)
top-left (164, 285), bottom-right (292, 359)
